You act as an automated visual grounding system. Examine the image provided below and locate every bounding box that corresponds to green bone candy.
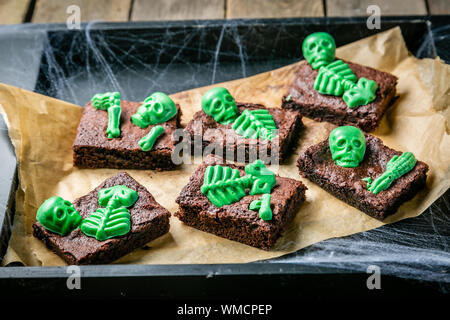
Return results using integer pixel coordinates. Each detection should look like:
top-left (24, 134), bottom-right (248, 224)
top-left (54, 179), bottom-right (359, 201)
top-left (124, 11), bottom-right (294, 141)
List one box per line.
top-left (232, 109), bottom-right (278, 141)
top-left (314, 60), bottom-right (357, 96)
top-left (201, 87), bottom-right (238, 125)
top-left (80, 207), bottom-right (131, 241)
top-left (249, 194), bottom-right (272, 221)
top-left (244, 159), bottom-right (277, 195)
top-left (363, 152), bottom-right (417, 194)
top-left (343, 77), bottom-right (378, 108)
top-left (91, 92), bottom-right (122, 139)
top-left (138, 125), bottom-right (165, 151)
top-left (36, 196), bottom-right (82, 236)
top-left (200, 165), bottom-right (248, 207)
top-left (200, 160), bottom-right (276, 207)
top-left (81, 185), bottom-right (138, 241)
top-left (131, 92), bottom-right (177, 128)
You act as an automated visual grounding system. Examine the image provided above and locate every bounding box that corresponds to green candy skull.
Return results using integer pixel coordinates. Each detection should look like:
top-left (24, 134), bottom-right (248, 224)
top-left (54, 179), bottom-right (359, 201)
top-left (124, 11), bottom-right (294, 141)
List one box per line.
top-left (131, 92), bottom-right (177, 128)
top-left (329, 126), bottom-right (366, 168)
top-left (36, 196), bottom-right (82, 236)
top-left (201, 87), bottom-right (238, 125)
top-left (98, 185), bottom-right (139, 209)
top-left (302, 32), bottom-right (336, 70)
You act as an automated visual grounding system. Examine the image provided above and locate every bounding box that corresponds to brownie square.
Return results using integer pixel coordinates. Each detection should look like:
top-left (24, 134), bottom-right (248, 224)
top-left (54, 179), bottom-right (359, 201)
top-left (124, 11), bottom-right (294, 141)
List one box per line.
top-left (73, 100), bottom-right (181, 170)
top-left (282, 60), bottom-right (398, 132)
top-left (297, 135), bottom-right (428, 220)
top-left (33, 172), bottom-right (170, 265)
top-left (183, 103), bottom-right (303, 163)
top-left (174, 155), bottom-right (307, 250)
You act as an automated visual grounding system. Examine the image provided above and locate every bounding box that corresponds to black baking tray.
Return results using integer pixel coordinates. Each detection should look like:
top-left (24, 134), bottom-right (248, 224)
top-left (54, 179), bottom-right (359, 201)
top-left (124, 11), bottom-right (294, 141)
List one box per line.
top-left (0, 16), bottom-right (448, 300)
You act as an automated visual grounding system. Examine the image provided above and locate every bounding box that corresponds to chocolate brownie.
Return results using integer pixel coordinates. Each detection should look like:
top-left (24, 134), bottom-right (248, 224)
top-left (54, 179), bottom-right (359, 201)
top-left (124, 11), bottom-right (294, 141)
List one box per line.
top-left (282, 60), bottom-right (398, 132)
top-left (33, 172), bottom-right (170, 265)
top-left (174, 155), bottom-right (307, 250)
top-left (297, 135), bottom-right (428, 220)
top-left (183, 103), bottom-right (303, 163)
top-left (73, 100), bottom-right (181, 170)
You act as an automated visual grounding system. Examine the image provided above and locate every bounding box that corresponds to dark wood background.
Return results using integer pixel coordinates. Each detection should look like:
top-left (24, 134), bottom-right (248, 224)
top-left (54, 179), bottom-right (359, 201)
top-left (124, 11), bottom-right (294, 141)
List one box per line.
top-left (0, 0), bottom-right (448, 25)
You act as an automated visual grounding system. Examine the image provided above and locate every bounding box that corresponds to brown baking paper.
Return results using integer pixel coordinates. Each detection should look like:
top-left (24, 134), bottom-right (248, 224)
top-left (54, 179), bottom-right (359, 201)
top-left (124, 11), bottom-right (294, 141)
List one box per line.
top-left (1, 27), bottom-right (449, 266)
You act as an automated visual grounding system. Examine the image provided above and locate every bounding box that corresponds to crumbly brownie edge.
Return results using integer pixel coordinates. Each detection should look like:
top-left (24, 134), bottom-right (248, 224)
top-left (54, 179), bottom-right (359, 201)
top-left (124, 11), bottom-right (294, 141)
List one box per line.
top-left (282, 86), bottom-right (397, 132)
top-left (73, 146), bottom-right (176, 171)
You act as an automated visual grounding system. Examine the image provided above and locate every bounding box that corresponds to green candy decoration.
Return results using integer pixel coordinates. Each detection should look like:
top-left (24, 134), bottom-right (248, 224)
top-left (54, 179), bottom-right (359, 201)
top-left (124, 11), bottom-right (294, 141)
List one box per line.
top-left (363, 152), bottom-right (417, 194)
top-left (36, 196), bottom-right (82, 236)
top-left (302, 32), bottom-right (336, 70)
top-left (329, 126), bottom-right (366, 168)
top-left (249, 194), bottom-right (273, 221)
top-left (138, 125), bottom-right (165, 151)
top-left (91, 92), bottom-right (122, 139)
top-left (244, 159), bottom-right (277, 195)
top-left (201, 87), bottom-right (238, 125)
top-left (98, 185), bottom-right (139, 209)
top-left (314, 60), bottom-right (357, 96)
top-left (80, 207), bottom-right (131, 242)
top-left (343, 77), bottom-right (378, 108)
top-left (302, 32), bottom-right (378, 108)
top-left (200, 160), bottom-right (276, 208)
top-left (200, 87), bottom-right (278, 141)
top-left (200, 165), bottom-right (248, 207)
top-left (131, 92), bottom-right (177, 128)
top-left (80, 185), bottom-right (138, 241)
top-left (232, 109), bottom-right (278, 141)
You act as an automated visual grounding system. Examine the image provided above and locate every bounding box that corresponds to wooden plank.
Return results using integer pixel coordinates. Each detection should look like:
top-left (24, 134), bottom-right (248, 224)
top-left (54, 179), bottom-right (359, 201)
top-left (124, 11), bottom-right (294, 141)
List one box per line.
top-left (427, 0), bottom-right (450, 14)
top-left (327, 0), bottom-right (427, 16)
top-left (0, 0), bottom-right (31, 24)
top-left (131, 0), bottom-right (225, 21)
top-left (226, 0), bottom-right (324, 18)
top-left (32, 0), bottom-right (132, 23)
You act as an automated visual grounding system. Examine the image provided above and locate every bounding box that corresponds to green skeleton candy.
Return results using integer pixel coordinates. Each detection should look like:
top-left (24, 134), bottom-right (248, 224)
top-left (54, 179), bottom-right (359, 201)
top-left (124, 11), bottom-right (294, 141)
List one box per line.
top-left (343, 77), bottom-right (378, 108)
top-left (244, 159), bottom-right (277, 195)
top-left (36, 196), bottom-right (82, 236)
top-left (329, 126), bottom-right (366, 168)
top-left (232, 109), bottom-right (278, 141)
top-left (138, 125), bottom-right (165, 151)
top-left (91, 92), bottom-right (122, 139)
top-left (80, 185), bottom-right (138, 241)
top-left (302, 32), bottom-right (378, 108)
top-left (131, 92), bottom-right (177, 128)
top-left (363, 152), bottom-right (417, 195)
top-left (201, 87), bottom-right (238, 125)
top-left (302, 32), bottom-right (336, 70)
top-left (98, 185), bottom-right (139, 209)
top-left (200, 159), bottom-right (276, 208)
top-left (249, 194), bottom-right (272, 221)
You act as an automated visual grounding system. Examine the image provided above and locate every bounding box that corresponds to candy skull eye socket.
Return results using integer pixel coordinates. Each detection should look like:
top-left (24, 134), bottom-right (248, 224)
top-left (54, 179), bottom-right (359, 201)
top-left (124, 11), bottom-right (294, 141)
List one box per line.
top-left (153, 102), bottom-right (163, 115)
top-left (322, 40), bottom-right (330, 47)
top-left (212, 100), bottom-right (223, 111)
top-left (308, 42), bottom-right (316, 50)
top-left (55, 208), bottom-right (65, 220)
top-left (353, 140), bottom-right (362, 148)
top-left (225, 95), bottom-right (234, 102)
top-left (336, 138), bottom-right (346, 148)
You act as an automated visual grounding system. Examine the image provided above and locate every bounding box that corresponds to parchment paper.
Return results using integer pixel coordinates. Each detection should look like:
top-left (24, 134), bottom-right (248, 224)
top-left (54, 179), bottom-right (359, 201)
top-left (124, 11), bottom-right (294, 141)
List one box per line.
top-left (1, 27), bottom-right (449, 266)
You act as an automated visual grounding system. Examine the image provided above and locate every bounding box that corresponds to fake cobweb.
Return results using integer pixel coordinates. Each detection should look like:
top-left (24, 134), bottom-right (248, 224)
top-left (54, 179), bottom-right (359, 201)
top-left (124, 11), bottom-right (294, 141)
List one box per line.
top-left (0, 18), bottom-right (448, 286)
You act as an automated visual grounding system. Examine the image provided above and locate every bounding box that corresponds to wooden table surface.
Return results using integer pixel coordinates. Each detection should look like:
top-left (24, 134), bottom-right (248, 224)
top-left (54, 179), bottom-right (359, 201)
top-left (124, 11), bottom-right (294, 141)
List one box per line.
top-left (0, 0), bottom-right (448, 25)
